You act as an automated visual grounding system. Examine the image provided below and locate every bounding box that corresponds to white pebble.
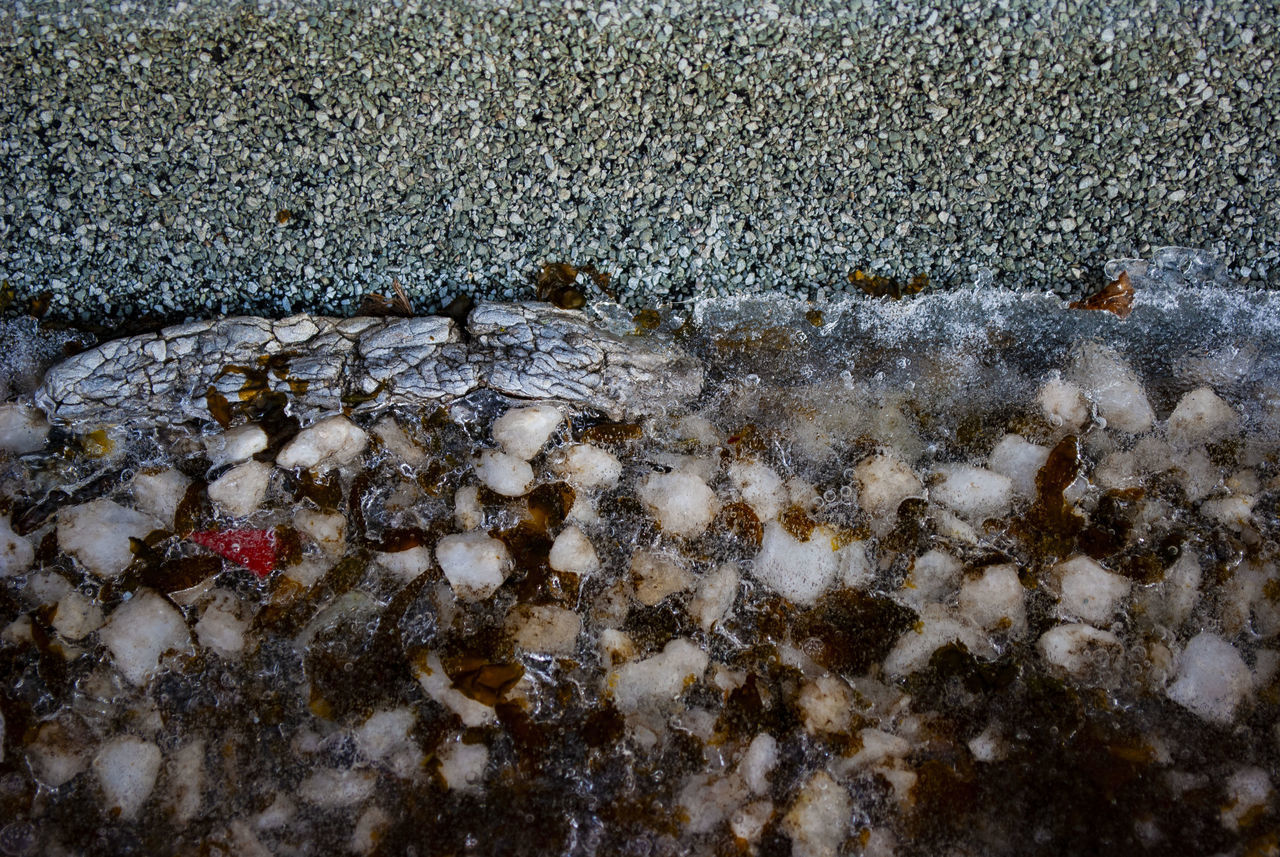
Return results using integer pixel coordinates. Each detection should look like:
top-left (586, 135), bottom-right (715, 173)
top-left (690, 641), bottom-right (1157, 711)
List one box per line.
top-left (729, 459), bottom-right (787, 521)
top-left (631, 549), bottom-right (695, 606)
top-left (59, 499), bottom-right (159, 578)
top-left (454, 484), bottom-right (483, 530)
top-left (371, 416), bottom-right (425, 466)
top-left (987, 434), bottom-right (1050, 498)
top-left (1166, 632), bottom-right (1252, 724)
top-left (27, 718), bottom-right (89, 788)
top-left (0, 514), bottom-right (34, 578)
top-left (783, 771), bottom-right (851, 857)
top-left (636, 470), bottom-right (719, 538)
top-left (508, 604), bottom-right (582, 654)
top-left (738, 733), bottom-right (778, 795)
top-left (930, 464), bottom-right (1014, 521)
top-left (846, 729), bottom-right (910, 769)
top-left (730, 800), bottom-right (774, 843)
top-left (297, 767), bottom-right (377, 808)
top-left (552, 443), bottom-right (622, 489)
top-left (166, 740), bottom-right (205, 826)
top-left (352, 807), bottom-right (391, 855)
top-left (354, 708), bottom-right (422, 779)
top-left (474, 449), bottom-right (534, 497)
top-left (195, 589), bottom-right (250, 658)
top-left (293, 508), bottom-right (346, 555)
top-left (204, 423), bottom-right (268, 466)
top-left (437, 736), bottom-right (488, 792)
top-left (0, 403), bottom-right (49, 454)
top-left (435, 532), bottom-right (512, 601)
top-left (1037, 376), bottom-right (1090, 429)
top-left (899, 549), bottom-right (962, 608)
top-left (1037, 623), bottom-right (1122, 676)
top-left (958, 564), bottom-right (1027, 636)
top-left (1201, 494), bottom-right (1255, 529)
top-left (492, 404), bottom-right (563, 460)
top-left (99, 589), bottom-right (192, 685)
top-left (609, 638), bottom-right (709, 713)
top-left (1167, 386), bottom-right (1236, 445)
top-left (548, 525), bottom-right (600, 575)
top-left (1221, 767), bottom-right (1273, 831)
top-left (412, 651), bottom-right (495, 727)
top-left (375, 546), bottom-right (433, 582)
top-left (277, 415), bottom-right (368, 469)
top-left (798, 674), bottom-right (854, 734)
top-left (1073, 344), bottom-right (1155, 433)
top-left (691, 562), bottom-right (740, 631)
top-left (208, 460), bottom-right (272, 518)
top-left (883, 604), bottom-right (995, 677)
top-left (854, 450), bottom-right (923, 520)
top-left (93, 736), bottom-right (162, 820)
top-left (1055, 555), bottom-right (1130, 626)
top-left (751, 522), bottom-right (858, 606)
top-left (129, 468), bottom-right (191, 527)
top-left (51, 591), bottom-right (104, 640)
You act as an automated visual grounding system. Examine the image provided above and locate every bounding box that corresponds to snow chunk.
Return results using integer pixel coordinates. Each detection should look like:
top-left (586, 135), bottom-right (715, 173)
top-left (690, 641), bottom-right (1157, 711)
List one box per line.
top-left (1167, 386), bottom-right (1236, 445)
top-left (1166, 632), bottom-right (1252, 724)
top-left (438, 736), bottom-right (488, 792)
top-left (59, 499), bottom-right (159, 578)
top-left (883, 604), bottom-right (994, 677)
top-left (609, 638), bottom-right (709, 713)
top-left (691, 562), bottom-right (740, 631)
top-left (637, 470), bottom-right (719, 538)
top-left (474, 449), bottom-right (534, 497)
top-left (1037, 376), bottom-right (1090, 430)
top-left (0, 514), bottom-right (34, 578)
top-left (0, 403), bottom-right (49, 454)
top-left (958, 564), bottom-right (1027, 636)
top-left (51, 591), bottom-right (104, 640)
top-left (751, 522), bottom-right (858, 606)
top-left (277, 415), bottom-right (368, 469)
top-left (208, 460), bottom-right (272, 518)
top-left (195, 589), bottom-right (250, 658)
top-left (631, 549), bottom-right (695, 606)
top-left (930, 465), bottom-right (1013, 521)
top-left (1038, 624), bottom-right (1122, 677)
top-left (129, 468), bottom-right (190, 527)
top-left (436, 532), bottom-right (512, 601)
top-left (988, 434), bottom-right (1050, 498)
top-left (783, 771), bottom-right (851, 857)
top-left (552, 443), bottom-right (622, 490)
top-left (548, 525), bottom-right (599, 575)
top-left (729, 459), bottom-right (787, 521)
top-left (1056, 555), bottom-right (1130, 626)
top-left (1073, 344), bottom-right (1155, 434)
top-left (492, 404), bottom-right (563, 460)
top-left (204, 423), bottom-right (268, 467)
top-left (93, 736), bottom-right (162, 820)
top-left (99, 589), bottom-right (193, 685)
top-left (507, 604), bottom-right (581, 654)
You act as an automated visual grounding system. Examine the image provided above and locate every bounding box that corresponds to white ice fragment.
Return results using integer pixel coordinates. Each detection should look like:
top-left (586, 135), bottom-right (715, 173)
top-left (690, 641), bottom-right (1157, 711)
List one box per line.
top-left (59, 499), bottom-right (159, 578)
top-left (372, 416), bottom-right (425, 466)
top-left (782, 771), bottom-right (851, 857)
top-left (375, 546), bottom-right (432, 582)
top-left (167, 739), bottom-right (205, 827)
top-left (454, 484), bottom-right (483, 530)
top-left (93, 736), bottom-right (162, 820)
top-left (293, 507), bottom-right (346, 555)
top-left (899, 549), bottom-right (962, 608)
top-left (548, 525), bottom-right (599, 575)
top-left (195, 589), bottom-right (249, 658)
top-left (438, 736), bottom-right (488, 792)
top-left (0, 514), bottom-right (33, 578)
top-left (99, 589), bottom-right (193, 685)
top-left (204, 423), bottom-right (268, 466)
top-left (1037, 376), bottom-right (1089, 430)
top-left (1037, 623), bottom-right (1122, 677)
top-left (413, 651), bottom-right (496, 726)
top-left (739, 733), bottom-right (778, 795)
top-left (492, 404), bottom-right (563, 460)
top-left (729, 459), bottom-right (787, 521)
top-left (1167, 386), bottom-right (1237, 445)
top-left (507, 604), bottom-right (581, 654)
top-left (958, 564), bottom-right (1027, 636)
top-left (277, 415), bottom-right (368, 469)
top-left (636, 470), bottom-right (719, 538)
top-left (436, 532), bottom-right (512, 601)
top-left (1221, 767), bottom-right (1273, 831)
top-left (129, 468), bottom-right (191, 527)
top-left (854, 450), bottom-right (923, 521)
top-left (552, 443), bottom-right (622, 490)
top-left (0, 403), bottom-right (49, 453)
top-left (208, 460), bottom-right (272, 518)
top-left (1055, 555), bottom-right (1131, 626)
top-left (691, 562), bottom-right (740, 631)
top-left (474, 449), bottom-right (534, 497)
top-left (750, 522), bottom-right (850, 606)
top-left (608, 638), bottom-right (709, 713)
top-left (51, 591), bottom-right (104, 640)
top-left (987, 434), bottom-right (1050, 498)
top-left (931, 464), bottom-right (1014, 521)
top-left (1073, 343), bottom-right (1155, 434)
top-left (798, 674), bottom-right (854, 734)
top-left (883, 604), bottom-right (994, 677)
top-left (1166, 632), bottom-right (1252, 724)
top-left (631, 549), bottom-right (695, 606)
top-left (297, 767), bottom-right (376, 807)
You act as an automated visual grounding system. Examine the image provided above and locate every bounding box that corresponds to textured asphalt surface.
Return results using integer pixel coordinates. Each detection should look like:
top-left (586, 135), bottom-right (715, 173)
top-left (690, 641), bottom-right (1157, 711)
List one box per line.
top-left (1, 0), bottom-right (1277, 324)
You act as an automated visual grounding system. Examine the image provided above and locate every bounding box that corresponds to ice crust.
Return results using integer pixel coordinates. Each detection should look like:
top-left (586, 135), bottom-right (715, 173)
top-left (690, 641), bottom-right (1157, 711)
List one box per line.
top-left (2, 251), bottom-right (1280, 856)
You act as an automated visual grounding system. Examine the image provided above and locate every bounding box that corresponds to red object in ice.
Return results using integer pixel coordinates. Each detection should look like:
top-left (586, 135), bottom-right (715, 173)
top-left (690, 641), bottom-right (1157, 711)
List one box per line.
top-left (189, 529), bottom-right (277, 577)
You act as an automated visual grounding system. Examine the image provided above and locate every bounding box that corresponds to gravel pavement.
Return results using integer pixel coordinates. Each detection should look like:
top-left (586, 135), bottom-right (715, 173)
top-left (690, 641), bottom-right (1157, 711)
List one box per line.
top-left (1, 0), bottom-right (1277, 323)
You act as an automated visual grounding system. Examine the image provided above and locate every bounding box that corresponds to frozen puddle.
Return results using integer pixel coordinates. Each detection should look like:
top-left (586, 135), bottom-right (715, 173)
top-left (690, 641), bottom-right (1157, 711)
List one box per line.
top-left (2, 251), bottom-right (1279, 855)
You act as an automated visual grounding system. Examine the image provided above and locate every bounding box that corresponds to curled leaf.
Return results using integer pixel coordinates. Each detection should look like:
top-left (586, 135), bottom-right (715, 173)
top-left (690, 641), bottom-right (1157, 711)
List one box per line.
top-left (1070, 271), bottom-right (1134, 319)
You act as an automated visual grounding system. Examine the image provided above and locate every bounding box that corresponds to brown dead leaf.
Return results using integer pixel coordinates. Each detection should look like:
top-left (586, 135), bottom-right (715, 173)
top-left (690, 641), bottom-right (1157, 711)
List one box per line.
top-left (1070, 271), bottom-right (1134, 319)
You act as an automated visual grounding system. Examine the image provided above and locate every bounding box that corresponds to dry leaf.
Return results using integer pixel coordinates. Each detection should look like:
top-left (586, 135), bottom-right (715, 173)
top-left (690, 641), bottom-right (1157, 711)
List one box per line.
top-left (1070, 271), bottom-right (1134, 319)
